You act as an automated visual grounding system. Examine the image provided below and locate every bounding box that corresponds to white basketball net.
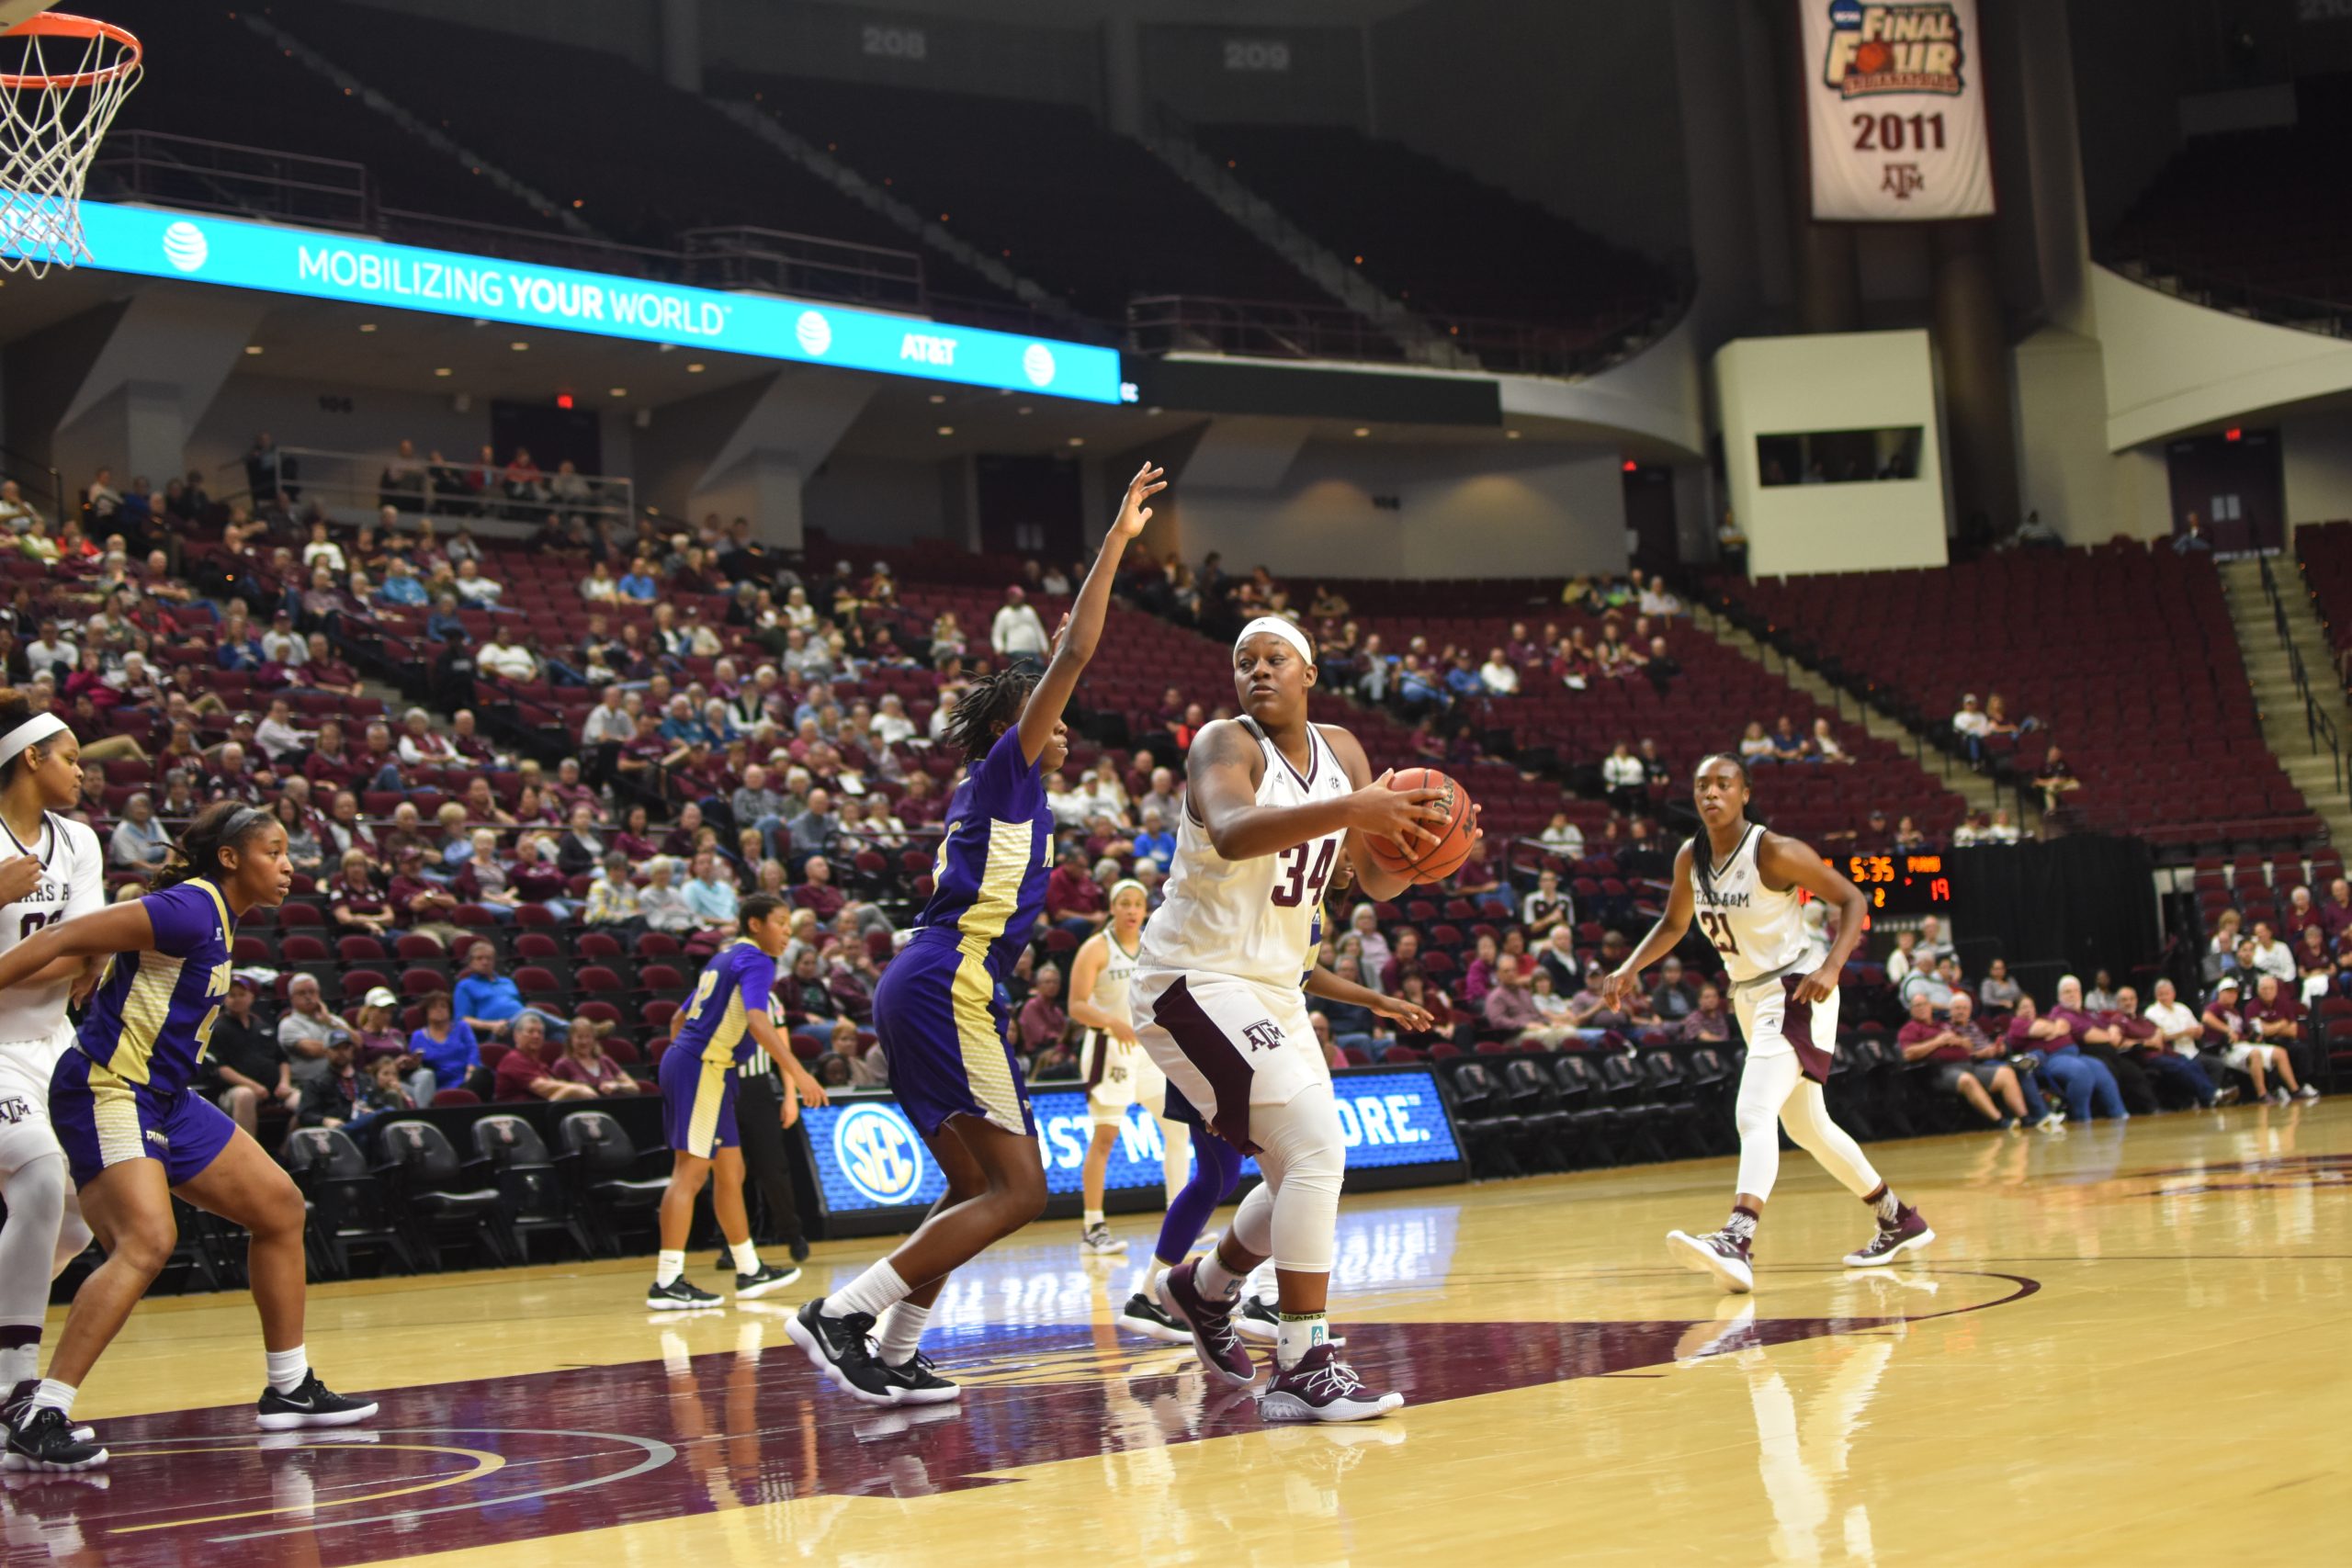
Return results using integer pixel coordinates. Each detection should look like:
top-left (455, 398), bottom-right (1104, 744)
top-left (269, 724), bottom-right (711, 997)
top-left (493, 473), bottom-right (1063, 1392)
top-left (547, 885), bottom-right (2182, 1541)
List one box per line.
top-left (0, 15), bottom-right (141, 277)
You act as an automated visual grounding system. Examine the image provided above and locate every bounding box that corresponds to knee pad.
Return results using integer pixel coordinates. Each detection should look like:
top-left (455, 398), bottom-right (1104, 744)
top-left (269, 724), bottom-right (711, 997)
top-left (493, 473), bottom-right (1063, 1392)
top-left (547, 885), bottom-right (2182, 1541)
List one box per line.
top-left (0, 1155), bottom-right (69, 1226)
top-left (1229, 1180), bottom-right (1274, 1257)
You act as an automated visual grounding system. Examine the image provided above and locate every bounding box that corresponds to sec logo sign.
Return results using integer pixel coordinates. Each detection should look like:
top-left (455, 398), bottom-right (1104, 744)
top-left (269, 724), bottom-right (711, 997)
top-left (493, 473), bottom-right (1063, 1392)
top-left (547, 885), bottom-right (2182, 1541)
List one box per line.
top-left (831, 1103), bottom-right (925, 1205)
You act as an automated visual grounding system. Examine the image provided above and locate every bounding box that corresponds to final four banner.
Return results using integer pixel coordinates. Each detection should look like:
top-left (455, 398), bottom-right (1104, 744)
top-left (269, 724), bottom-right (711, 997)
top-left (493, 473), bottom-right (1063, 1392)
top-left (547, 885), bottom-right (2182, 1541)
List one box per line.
top-left (1802, 0), bottom-right (1995, 221)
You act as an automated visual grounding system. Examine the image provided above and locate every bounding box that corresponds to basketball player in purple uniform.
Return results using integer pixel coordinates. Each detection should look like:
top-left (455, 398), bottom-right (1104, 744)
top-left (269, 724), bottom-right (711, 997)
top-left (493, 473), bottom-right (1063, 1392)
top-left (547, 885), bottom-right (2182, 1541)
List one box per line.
top-left (0, 803), bottom-right (374, 1471)
top-left (1604, 756), bottom-right (1931, 1293)
top-left (788, 461), bottom-right (1165, 1405)
top-left (646, 894), bottom-right (830, 1310)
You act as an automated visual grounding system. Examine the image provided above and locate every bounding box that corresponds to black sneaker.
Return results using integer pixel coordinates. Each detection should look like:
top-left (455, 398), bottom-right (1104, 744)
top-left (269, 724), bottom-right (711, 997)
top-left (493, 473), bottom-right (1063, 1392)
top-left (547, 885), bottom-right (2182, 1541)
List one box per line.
top-left (734, 1262), bottom-right (801, 1301)
top-left (648, 1276), bottom-right (725, 1311)
top-left (1115, 1290), bottom-right (1192, 1343)
top-left (3, 1407), bottom-right (105, 1471)
top-left (255, 1371), bottom-right (379, 1431)
top-left (880, 1351), bottom-right (960, 1404)
top-left (1, 1382), bottom-right (92, 1445)
top-left (786, 1298), bottom-right (900, 1405)
top-left (1235, 1294), bottom-right (1280, 1344)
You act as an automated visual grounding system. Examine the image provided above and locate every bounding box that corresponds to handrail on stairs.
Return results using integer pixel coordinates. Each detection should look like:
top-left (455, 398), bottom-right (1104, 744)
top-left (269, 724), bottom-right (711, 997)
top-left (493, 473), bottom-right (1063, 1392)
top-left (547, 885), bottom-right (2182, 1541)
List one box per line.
top-left (2256, 553), bottom-right (2345, 797)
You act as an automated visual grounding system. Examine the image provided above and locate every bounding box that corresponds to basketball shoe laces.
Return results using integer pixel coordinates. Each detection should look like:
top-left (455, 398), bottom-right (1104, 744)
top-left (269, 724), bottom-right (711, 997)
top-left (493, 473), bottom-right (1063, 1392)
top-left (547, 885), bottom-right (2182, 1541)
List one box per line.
top-left (1295, 1350), bottom-right (1365, 1401)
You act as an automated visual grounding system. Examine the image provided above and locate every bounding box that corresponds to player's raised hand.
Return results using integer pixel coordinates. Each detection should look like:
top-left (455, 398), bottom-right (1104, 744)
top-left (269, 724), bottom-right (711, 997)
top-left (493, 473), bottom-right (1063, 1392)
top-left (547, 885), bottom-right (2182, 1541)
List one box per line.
top-left (1345, 769), bottom-right (1452, 852)
top-left (1111, 462), bottom-right (1166, 540)
top-left (0, 855), bottom-right (40, 906)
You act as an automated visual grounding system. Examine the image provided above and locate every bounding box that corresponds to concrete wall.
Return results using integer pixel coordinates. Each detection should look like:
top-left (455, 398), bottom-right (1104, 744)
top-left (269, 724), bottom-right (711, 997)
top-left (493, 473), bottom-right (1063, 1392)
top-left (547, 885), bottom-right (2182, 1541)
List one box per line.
top-left (1168, 440), bottom-right (1626, 581)
top-left (804, 453), bottom-right (958, 547)
top-left (1714, 331), bottom-right (1950, 577)
top-left (2284, 410), bottom-right (2352, 528)
top-left (2091, 267), bottom-right (2352, 450)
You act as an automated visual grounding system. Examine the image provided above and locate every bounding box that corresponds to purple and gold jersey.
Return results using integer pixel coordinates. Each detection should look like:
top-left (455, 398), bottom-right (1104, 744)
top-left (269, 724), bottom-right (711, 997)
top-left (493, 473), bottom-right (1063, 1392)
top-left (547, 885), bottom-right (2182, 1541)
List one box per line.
top-left (911, 727), bottom-right (1052, 976)
top-left (74, 878), bottom-right (236, 1097)
top-left (673, 939), bottom-right (778, 1071)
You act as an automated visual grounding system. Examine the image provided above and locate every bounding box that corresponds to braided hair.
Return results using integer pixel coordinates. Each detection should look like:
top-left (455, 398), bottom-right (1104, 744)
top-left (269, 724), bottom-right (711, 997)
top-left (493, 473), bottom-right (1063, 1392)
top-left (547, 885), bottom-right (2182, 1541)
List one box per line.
top-left (940, 664), bottom-right (1043, 765)
top-left (1687, 751), bottom-right (1756, 904)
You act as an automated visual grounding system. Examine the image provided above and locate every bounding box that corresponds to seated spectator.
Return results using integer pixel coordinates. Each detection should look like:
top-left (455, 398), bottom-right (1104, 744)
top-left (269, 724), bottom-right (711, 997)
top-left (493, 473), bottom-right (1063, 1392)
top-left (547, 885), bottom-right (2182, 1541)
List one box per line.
top-left (1046, 847), bottom-right (1107, 936)
top-left (1951, 693), bottom-right (1989, 761)
top-left (277, 974), bottom-right (350, 1086)
top-left (493, 1014), bottom-right (594, 1102)
top-left (2247, 921), bottom-right (2296, 987)
top-left (1736, 721), bottom-right (1776, 763)
top-left (1521, 868), bottom-right (1571, 942)
top-left (506, 832), bottom-right (576, 918)
top-left (1898, 990), bottom-right (2033, 1128)
top-left (1539, 811), bottom-right (1586, 858)
top-left (1484, 959), bottom-right (1570, 1049)
top-left (1976, 956), bottom-right (2022, 1011)
top-left (1884, 930), bottom-right (1922, 987)
top-left (1478, 647), bottom-right (1520, 696)
top-left (2031, 745), bottom-right (2081, 813)
top-left (295, 632), bottom-right (362, 698)
top-left (1601, 741), bottom-right (1645, 814)
top-left (2199, 976), bottom-right (2303, 1101)
top-left (409, 991), bottom-right (487, 1100)
top-left (2104, 984), bottom-right (2223, 1110)
top-left (639, 855), bottom-right (698, 933)
top-left (1810, 718), bottom-right (1850, 763)
top-left (478, 627), bottom-right (538, 683)
top-left (2052, 974), bottom-right (2156, 1114)
top-left (551, 1019), bottom-right (638, 1097)
top-left (1649, 956), bottom-right (1700, 1021)
top-left (107, 790), bottom-right (171, 872)
top-left (2238, 974), bottom-right (2318, 1102)
top-left (328, 849), bottom-right (396, 938)
top-left (1389, 972), bottom-right (1457, 1053)
top-left (296, 1033), bottom-right (368, 1129)
top-left (683, 848), bottom-right (741, 928)
top-left (453, 939), bottom-right (566, 1043)
top-left (1676, 984), bottom-right (1733, 1043)
top-left (2002, 992), bottom-right (2122, 1123)
top-left (452, 557), bottom-right (505, 609)
top-left (792, 854), bottom-right (847, 921)
top-left (1018, 964), bottom-right (1069, 1058)
top-left (203, 976), bottom-right (300, 1135)
top-left (1769, 716), bottom-right (1810, 762)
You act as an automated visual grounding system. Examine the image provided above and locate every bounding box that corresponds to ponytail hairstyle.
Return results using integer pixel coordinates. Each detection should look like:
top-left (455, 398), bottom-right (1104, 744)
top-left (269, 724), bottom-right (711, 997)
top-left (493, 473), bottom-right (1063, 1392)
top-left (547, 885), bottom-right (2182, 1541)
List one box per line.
top-left (153, 800), bottom-right (275, 893)
top-left (1687, 751), bottom-right (1756, 905)
top-left (940, 664), bottom-right (1043, 765)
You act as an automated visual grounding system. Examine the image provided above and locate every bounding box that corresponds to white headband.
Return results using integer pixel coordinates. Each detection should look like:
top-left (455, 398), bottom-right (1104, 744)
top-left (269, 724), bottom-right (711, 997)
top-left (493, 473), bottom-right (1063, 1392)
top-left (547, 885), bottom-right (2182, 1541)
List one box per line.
top-left (1235, 616), bottom-right (1315, 668)
top-left (0, 714), bottom-right (67, 768)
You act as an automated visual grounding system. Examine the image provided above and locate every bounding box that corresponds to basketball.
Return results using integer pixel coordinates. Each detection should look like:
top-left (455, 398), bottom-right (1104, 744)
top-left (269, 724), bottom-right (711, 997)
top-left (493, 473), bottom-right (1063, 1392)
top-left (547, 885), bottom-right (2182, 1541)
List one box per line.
top-left (1363, 767), bottom-right (1475, 884)
top-left (1855, 39), bottom-right (1893, 75)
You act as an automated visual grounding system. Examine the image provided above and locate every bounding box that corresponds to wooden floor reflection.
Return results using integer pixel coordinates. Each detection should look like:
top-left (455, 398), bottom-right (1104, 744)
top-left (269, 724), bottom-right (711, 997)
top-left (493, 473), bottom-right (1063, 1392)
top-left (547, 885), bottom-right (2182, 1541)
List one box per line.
top-left (6, 1101), bottom-right (2346, 1566)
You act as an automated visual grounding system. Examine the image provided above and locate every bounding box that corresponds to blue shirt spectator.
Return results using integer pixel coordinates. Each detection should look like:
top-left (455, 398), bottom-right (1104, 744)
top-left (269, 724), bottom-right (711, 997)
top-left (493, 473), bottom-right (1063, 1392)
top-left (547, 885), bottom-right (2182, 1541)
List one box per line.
top-left (425, 598), bottom-right (469, 645)
top-left (378, 569), bottom-right (427, 607)
top-left (617, 566), bottom-right (660, 602)
top-left (408, 1006), bottom-right (481, 1096)
top-left (451, 942), bottom-right (526, 1035)
top-left (1132, 825), bottom-right (1176, 870)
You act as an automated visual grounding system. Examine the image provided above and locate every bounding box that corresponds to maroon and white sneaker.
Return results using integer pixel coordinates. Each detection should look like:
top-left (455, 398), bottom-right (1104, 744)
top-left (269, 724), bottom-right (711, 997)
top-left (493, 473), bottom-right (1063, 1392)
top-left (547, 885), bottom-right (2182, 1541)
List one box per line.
top-left (1667, 1227), bottom-right (1756, 1293)
top-left (1257, 1344), bottom-right (1403, 1423)
top-left (1158, 1260), bottom-right (1258, 1387)
top-left (1843, 1204), bottom-right (1934, 1267)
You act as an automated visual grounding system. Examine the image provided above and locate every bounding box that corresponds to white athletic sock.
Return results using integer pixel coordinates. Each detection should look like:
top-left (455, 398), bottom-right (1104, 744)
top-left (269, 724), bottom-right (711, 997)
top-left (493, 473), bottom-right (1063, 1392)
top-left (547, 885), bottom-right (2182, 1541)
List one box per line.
top-left (1245, 1260), bottom-right (1279, 1303)
top-left (30, 1378), bottom-right (75, 1416)
top-left (1082, 1208), bottom-right (1105, 1229)
top-left (875, 1300), bottom-right (931, 1365)
top-left (1145, 1260), bottom-right (1173, 1298)
top-left (655, 1249), bottom-right (685, 1287)
top-left (1275, 1312), bottom-right (1329, 1371)
top-left (729, 1238), bottom-right (762, 1276)
top-left (1194, 1251), bottom-right (1243, 1301)
top-left (266, 1345), bottom-right (310, 1394)
top-left (0, 1343), bottom-right (37, 1388)
top-left (822, 1258), bottom-right (910, 1320)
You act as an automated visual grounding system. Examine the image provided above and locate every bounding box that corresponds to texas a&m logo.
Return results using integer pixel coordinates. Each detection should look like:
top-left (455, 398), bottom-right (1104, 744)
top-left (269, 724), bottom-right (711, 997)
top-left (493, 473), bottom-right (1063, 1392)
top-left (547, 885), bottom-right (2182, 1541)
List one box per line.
top-left (1241, 1020), bottom-right (1284, 1054)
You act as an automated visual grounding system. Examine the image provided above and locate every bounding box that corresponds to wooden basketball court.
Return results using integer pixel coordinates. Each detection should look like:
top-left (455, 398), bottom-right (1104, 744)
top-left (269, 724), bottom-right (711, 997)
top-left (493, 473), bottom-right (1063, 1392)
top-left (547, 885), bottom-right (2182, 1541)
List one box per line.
top-left (6, 1103), bottom-right (2346, 1566)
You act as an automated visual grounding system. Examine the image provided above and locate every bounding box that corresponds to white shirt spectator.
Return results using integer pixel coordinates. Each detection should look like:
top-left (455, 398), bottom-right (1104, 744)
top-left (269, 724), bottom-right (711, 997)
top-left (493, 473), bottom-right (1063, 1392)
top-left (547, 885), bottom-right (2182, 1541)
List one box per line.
top-left (478, 636), bottom-right (537, 682)
top-left (0, 482), bottom-right (40, 533)
top-left (25, 634), bottom-right (76, 671)
top-left (1540, 818), bottom-right (1586, 857)
top-left (262, 624), bottom-right (305, 668)
top-left (582, 696), bottom-right (635, 747)
top-left (303, 538), bottom-right (347, 572)
top-left (870, 707), bottom-right (916, 748)
top-left (2143, 998), bottom-right (2201, 1054)
top-left (2250, 937), bottom-right (2296, 985)
top-left (254, 711), bottom-right (310, 760)
top-left (454, 569), bottom-right (505, 607)
top-left (991, 597), bottom-right (1049, 660)
top-left (1951, 700), bottom-right (1988, 739)
top-left (928, 693), bottom-right (957, 743)
top-left (1601, 753), bottom-right (1645, 791)
top-left (1479, 658), bottom-right (1520, 695)
top-left (1638, 582), bottom-right (1683, 616)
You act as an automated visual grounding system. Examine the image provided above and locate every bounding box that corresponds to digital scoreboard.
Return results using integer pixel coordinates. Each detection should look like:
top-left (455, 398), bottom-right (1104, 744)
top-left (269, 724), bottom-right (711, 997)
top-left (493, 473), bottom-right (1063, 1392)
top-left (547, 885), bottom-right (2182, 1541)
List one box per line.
top-left (1844, 852), bottom-right (1958, 915)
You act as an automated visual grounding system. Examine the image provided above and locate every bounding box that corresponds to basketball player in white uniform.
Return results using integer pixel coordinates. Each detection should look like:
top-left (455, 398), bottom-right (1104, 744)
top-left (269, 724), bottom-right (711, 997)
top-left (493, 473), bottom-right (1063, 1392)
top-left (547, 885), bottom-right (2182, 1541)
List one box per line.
top-left (1605, 754), bottom-right (1932, 1292)
top-left (1067, 879), bottom-right (1191, 1256)
top-left (1131, 617), bottom-right (1461, 1422)
top-left (0, 704), bottom-right (103, 1432)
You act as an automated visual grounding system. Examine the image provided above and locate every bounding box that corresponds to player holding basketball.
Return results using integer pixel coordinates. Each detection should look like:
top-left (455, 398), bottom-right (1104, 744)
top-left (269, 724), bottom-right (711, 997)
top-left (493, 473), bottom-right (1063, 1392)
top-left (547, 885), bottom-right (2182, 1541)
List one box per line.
top-left (1068, 878), bottom-right (1189, 1257)
top-left (0, 803), bottom-right (374, 1471)
top-left (0, 698), bottom-right (102, 1439)
top-left (646, 893), bottom-right (830, 1310)
top-left (1132, 617), bottom-right (1461, 1421)
top-left (1605, 755), bottom-right (1932, 1293)
top-left (790, 461), bottom-right (1165, 1405)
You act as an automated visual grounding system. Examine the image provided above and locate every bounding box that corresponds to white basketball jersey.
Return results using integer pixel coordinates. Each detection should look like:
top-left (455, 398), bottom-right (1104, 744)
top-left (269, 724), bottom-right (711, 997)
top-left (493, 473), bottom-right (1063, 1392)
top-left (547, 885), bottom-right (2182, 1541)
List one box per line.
top-left (1137, 719), bottom-right (1351, 990)
top-left (0, 813), bottom-right (105, 1045)
top-left (1690, 822), bottom-right (1815, 984)
top-left (1083, 930), bottom-right (1139, 1038)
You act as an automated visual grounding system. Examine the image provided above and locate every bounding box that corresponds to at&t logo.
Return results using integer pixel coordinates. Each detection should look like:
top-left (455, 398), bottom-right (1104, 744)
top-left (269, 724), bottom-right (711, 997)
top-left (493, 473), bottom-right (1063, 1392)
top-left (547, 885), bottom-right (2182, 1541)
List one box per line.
top-left (161, 220), bottom-right (209, 273)
top-left (832, 1103), bottom-right (924, 1205)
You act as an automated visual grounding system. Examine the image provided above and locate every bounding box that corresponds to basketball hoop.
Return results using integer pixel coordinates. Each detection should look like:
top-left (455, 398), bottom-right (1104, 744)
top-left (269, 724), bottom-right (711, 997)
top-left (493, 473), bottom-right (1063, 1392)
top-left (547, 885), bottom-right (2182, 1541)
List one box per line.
top-left (0, 12), bottom-right (141, 276)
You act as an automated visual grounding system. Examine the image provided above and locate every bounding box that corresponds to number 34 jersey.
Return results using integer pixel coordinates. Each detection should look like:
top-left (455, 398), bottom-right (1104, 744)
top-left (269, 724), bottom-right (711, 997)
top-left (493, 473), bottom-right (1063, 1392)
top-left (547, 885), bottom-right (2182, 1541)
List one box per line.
top-left (1136, 717), bottom-right (1351, 990)
top-left (0, 813), bottom-right (104, 1047)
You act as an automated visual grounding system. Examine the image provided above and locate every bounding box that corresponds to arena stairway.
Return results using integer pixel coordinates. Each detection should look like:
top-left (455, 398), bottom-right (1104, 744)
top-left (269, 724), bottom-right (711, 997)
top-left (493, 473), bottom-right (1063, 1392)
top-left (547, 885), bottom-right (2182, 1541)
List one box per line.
top-left (2220, 552), bottom-right (2352, 847)
top-left (1685, 600), bottom-right (2018, 829)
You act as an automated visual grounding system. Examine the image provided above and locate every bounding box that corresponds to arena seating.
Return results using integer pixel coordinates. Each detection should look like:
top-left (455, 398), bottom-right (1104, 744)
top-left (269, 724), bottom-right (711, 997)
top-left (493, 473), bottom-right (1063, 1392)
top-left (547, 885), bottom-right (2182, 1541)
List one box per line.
top-left (1713, 545), bottom-right (2315, 851)
top-left (1200, 123), bottom-right (1670, 333)
top-left (707, 70), bottom-right (1333, 321)
top-left (2104, 82), bottom-right (2352, 320)
top-left (2293, 520), bottom-right (2352, 676)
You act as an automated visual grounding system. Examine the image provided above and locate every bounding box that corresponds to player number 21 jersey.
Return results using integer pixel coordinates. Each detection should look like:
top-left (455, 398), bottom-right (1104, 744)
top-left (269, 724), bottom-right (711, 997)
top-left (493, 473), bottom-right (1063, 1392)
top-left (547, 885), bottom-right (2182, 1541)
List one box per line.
top-left (1137, 718), bottom-right (1351, 990)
